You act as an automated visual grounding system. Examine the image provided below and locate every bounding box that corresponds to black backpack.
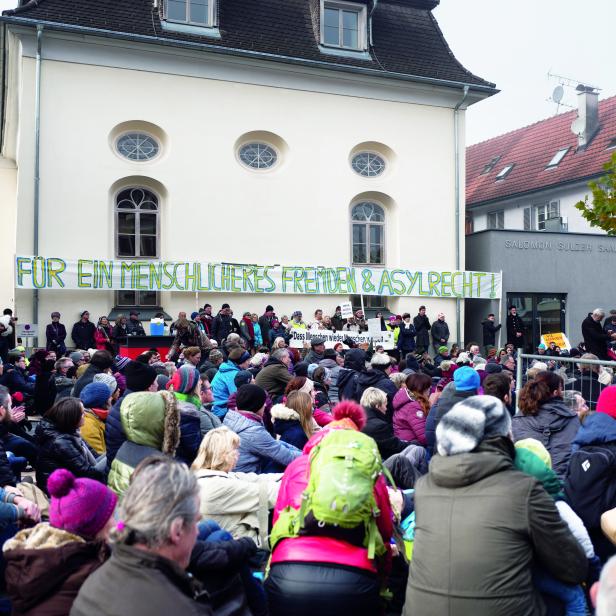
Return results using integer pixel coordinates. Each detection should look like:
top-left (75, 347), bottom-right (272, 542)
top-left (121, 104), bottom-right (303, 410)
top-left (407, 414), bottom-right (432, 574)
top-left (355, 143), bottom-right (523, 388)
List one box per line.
top-left (565, 443), bottom-right (616, 529)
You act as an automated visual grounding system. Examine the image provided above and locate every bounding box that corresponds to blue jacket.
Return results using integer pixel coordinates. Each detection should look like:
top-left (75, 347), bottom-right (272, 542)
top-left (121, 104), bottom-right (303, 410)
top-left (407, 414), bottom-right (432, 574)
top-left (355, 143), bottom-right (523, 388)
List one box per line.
top-left (572, 412), bottom-right (616, 450)
top-left (1, 365), bottom-right (35, 396)
top-left (253, 323), bottom-right (263, 347)
top-left (223, 410), bottom-right (301, 473)
top-left (397, 323), bottom-right (417, 353)
top-left (105, 391), bottom-right (131, 474)
top-left (211, 360), bottom-right (241, 418)
top-left (270, 403), bottom-right (308, 451)
top-left (175, 396), bottom-right (203, 465)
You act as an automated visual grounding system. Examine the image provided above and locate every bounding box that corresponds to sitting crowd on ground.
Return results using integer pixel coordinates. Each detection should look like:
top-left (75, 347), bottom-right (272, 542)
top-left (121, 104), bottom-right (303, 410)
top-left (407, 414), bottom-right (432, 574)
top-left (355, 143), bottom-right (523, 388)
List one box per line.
top-left (0, 302), bottom-right (615, 614)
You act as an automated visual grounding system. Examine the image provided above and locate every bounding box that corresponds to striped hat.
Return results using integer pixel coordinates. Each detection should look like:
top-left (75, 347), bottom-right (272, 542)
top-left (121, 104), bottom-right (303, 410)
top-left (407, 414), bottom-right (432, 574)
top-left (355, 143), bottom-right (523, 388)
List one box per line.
top-left (170, 365), bottom-right (200, 394)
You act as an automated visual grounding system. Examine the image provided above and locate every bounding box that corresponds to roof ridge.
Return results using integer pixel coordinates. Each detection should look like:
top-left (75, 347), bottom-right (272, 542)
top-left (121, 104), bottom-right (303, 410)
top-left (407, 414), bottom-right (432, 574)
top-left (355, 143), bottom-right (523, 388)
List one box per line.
top-left (468, 93), bottom-right (616, 149)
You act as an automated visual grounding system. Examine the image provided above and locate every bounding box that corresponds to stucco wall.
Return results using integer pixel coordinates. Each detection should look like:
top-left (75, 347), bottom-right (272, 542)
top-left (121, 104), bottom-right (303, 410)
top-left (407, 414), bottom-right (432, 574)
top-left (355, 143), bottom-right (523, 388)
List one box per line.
top-left (0, 157), bottom-right (17, 310)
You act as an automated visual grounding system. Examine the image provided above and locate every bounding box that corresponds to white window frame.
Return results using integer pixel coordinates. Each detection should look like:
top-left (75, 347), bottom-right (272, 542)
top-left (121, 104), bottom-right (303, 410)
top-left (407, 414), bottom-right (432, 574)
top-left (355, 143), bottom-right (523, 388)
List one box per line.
top-left (164, 0), bottom-right (216, 27)
top-left (495, 164), bottom-right (514, 180)
top-left (536, 201), bottom-right (560, 231)
top-left (321, 0), bottom-right (368, 51)
top-left (546, 147), bottom-right (569, 169)
top-left (115, 131), bottom-right (161, 163)
top-left (487, 210), bottom-right (505, 230)
top-left (350, 201), bottom-right (386, 266)
top-left (114, 186), bottom-right (161, 259)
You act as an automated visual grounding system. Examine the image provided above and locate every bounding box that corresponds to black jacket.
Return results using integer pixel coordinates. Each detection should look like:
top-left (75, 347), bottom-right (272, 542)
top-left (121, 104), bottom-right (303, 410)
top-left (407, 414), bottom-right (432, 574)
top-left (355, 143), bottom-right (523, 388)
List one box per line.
top-left (72, 364), bottom-right (104, 399)
top-left (361, 406), bottom-right (408, 461)
top-left (482, 319), bottom-right (502, 347)
top-left (0, 424), bottom-right (17, 487)
top-left (355, 369), bottom-right (398, 420)
top-left (573, 370), bottom-right (609, 411)
top-left (126, 319), bottom-right (146, 337)
top-left (45, 322), bottom-right (67, 353)
top-left (1, 364), bottom-right (35, 396)
top-left (506, 314), bottom-right (525, 347)
top-left (431, 320), bottom-right (450, 346)
top-left (211, 314), bottom-right (239, 343)
top-left (397, 323), bottom-right (417, 353)
top-left (582, 313), bottom-right (612, 360)
top-left (331, 314), bottom-right (346, 331)
top-left (35, 419), bottom-right (105, 493)
top-left (258, 314), bottom-right (273, 347)
top-left (71, 321), bottom-right (96, 350)
top-left (413, 315), bottom-right (431, 348)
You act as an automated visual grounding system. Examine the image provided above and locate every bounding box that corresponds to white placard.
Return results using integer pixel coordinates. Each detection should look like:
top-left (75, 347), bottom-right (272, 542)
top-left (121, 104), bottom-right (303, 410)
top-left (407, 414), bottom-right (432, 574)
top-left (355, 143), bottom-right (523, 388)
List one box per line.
top-left (16, 324), bottom-right (38, 338)
top-left (367, 318), bottom-right (382, 336)
top-left (340, 302), bottom-right (354, 319)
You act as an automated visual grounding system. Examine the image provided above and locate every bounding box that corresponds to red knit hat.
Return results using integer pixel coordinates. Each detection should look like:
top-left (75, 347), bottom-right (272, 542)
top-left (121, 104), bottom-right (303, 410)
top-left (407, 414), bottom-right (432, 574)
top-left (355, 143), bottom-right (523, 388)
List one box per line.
top-left (597, 386), bottom-right (616, 420)
top-left (48, 469), bottom-right (117, 539)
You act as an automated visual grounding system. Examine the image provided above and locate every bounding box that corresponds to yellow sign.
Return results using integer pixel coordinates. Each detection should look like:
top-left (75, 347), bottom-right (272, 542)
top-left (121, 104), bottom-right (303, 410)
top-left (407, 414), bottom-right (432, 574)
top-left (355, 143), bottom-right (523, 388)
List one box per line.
top-left (541, 332), bottom-right (571, 350)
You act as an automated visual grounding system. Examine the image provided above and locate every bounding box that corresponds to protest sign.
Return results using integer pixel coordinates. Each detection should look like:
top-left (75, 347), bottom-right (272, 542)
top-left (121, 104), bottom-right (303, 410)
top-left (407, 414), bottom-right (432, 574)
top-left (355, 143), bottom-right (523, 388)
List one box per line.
top-left (289, 328), bottom-right (394, 350)
top-left (340, 302), bottom-right (354, 318)
top-left (541, 332), bottom-right (571, 351)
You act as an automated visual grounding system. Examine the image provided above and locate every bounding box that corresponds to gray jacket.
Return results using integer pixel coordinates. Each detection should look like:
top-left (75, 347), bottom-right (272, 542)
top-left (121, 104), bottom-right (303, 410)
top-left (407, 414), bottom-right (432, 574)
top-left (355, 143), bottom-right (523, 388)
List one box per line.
top-left (223, 410), bottom-right (301, 473)
top-left (318, 358), bottom-right (342, 403)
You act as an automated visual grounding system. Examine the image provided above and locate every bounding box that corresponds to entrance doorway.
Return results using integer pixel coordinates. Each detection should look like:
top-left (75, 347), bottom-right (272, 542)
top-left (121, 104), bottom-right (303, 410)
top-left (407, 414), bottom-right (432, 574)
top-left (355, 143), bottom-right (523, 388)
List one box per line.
top-left (506, 293), bottom-right (566, 352)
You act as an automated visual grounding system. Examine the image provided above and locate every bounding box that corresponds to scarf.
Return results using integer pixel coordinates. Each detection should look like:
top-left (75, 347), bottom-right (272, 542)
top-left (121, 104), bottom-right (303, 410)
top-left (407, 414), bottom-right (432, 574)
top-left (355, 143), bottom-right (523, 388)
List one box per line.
top-left (242, 316), bottom-right (255, 339)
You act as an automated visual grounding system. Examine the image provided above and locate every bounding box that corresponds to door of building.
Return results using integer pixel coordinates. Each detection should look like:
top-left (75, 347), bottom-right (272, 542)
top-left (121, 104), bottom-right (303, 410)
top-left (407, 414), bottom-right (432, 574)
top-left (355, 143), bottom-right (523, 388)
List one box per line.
top-left (506, 293), bottom-right (566, 353)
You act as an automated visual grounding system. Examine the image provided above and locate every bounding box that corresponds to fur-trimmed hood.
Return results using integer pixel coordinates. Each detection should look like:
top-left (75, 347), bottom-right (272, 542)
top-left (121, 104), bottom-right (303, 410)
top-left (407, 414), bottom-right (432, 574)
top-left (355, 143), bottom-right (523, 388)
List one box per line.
top-left (4, 523), bottom-right (84, 552)
top-left (270, 403), bottom-right (300, 422)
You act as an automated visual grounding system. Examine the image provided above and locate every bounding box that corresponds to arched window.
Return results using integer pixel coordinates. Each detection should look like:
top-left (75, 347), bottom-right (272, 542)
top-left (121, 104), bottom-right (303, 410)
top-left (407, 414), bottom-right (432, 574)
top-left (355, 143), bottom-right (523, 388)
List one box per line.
top-left (115, 187), bottom-right (159, 258)
top-left (351, 202), bottom-right (385, 265)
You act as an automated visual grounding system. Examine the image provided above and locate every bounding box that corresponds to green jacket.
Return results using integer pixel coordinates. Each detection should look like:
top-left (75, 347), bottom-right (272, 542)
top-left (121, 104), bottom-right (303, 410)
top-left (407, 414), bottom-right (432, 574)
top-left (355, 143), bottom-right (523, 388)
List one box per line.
top-left (107, 391), bottom-right (179, 497)
top-left (403, 437), bottom-right (587, 616)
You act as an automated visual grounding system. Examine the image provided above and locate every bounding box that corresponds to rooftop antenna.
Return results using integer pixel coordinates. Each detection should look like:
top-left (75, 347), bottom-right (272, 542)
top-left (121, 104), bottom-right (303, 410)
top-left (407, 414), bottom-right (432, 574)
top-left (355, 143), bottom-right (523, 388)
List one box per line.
top-left (547, 71), bottom-right (600, 114)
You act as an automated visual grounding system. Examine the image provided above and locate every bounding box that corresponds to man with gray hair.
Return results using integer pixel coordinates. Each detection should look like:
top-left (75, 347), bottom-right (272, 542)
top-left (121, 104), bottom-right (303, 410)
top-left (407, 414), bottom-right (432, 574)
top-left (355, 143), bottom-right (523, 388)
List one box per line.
top-left (255, 347), bottom-right (292, 400)
top-left (582, 309), bottom-right (616, 360)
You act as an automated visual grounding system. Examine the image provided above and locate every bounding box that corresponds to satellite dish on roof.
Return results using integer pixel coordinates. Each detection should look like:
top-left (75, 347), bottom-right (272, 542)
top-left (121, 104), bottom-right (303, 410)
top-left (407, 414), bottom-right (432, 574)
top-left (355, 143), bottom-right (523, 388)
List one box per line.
top-left (571, 117), bottom-right (585, 135)
top-left (552, 85), bottom-right (564, 104)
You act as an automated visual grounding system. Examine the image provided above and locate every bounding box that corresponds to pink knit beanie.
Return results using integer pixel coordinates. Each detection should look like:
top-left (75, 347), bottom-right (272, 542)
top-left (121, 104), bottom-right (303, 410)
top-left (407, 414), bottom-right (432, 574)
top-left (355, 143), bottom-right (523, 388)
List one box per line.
top-left (597, 386), bottom-right (616, 420)
top-left (48, 469), bottom-right (117, 538)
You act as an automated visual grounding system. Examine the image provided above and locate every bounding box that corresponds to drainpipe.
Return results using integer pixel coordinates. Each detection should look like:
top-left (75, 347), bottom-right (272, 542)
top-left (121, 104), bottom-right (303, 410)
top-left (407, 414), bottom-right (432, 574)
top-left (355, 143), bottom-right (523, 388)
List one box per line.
top-left (453, 85), bottom-right (469, 347)
top-left (33, 24), bottom-right (43, 332)
top-left (369, 0), bottom-right (379, 46)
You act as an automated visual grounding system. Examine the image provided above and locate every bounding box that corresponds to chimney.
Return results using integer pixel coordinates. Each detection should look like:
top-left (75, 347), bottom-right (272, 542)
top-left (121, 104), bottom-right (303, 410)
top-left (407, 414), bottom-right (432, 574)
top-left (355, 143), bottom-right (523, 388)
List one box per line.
top-left (571, 85), bottom-right (599, 149)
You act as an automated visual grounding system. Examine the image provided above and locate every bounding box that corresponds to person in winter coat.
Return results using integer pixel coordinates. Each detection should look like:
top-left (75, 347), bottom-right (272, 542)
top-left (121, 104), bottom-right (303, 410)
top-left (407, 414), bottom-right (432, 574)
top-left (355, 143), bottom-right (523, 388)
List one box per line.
top-left (2, 354), bottom-right (34, 397)
top-left (404, 395), bottom-right (587, 616)
top-left (271, 391), bottom-right (316, 451)
top-left (71, 311), bottom-right (96, 351)
top-left (337, 348), bottom-right (368, 402)
top-left (506, 305), bottom-right (525, 348)
top-left (360, 387), bottom-right (409, 460)
top-left (223, 385), bottom-right (301, 473)
top-left (111, 314), bottom-right (128, 350)
top-left (192, 426), bottom-right (281, 548)
top-left (211, 348), bottom-right (252, 418)
top-left (211, 304), bottom-right (238, 344)
top-left (512, 370), bottom-right (580, 478)
top-left (169, 365), bottom-right (206, 465)
top-left (80, 382), bottom-right (114, 456)
top-left (392, 373), bottom-right (431, 446)
top-left (424, 366), bottom-right (480, 455)
top-left (565, 386), bottom-right (616, 563)
top-left (267, 321), bottom-right (288, 347)
top-left (254, 348), bottom-right (293, 401)
top-left (258, 306), bottom-right (276, 347)
top-left (397, 314), bottom-right (417, 355)
top-left (167, 318), bottom-right (210, 363)
top-left (573, 354), bottom-right (610, 410)
top-left (94, 317), bottom-right (115, 354)
top-left (266, 401), bottom-right (395, 616)
top-left (4, 468), bottom-right (116, 616)
top-left (104, 362), bottom-right (158, 475)
top-left (431, 312), bottom-right (450, 354)
top-left (413, 307), bottom-right (431, 355)
top-left (197, 374), bottom-right (222, 434)
top-left (46, 312), bottom-right (67, 355)
top-left (481, 313), bottom-right (502, 350)
top-left (582, 309), bottom-right (616, 360)
top-left (239, 312), bottom-right (256, 350)
top-left (251, 313), bottom-right (263, 347)
top-left (305, 338), bottom-right (326, 365)
top-left (107, 390), bottom-right (180, 497)
top-left (125, 311), bottom-right (146, 337)
top-left (54, 357), bottom-right (75, 401)
top-left (72, 350), bottom-right (114, 399)
top-left (35, 398), bottom-right (105, 493)
top-left (355, 353), bottom-right (398, 420)
top-left (318, 349), bottom-right (343, 404)
top-left (71, 460), bottom-right (214, 616)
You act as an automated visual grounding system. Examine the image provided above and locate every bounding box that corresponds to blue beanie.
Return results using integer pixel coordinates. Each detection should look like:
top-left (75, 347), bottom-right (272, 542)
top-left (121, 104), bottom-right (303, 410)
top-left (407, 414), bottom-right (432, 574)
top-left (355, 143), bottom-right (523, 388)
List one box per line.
top-left (80, 382), bottom-right (112, 408)
top-left (453, 366), bottom-right (480, 392)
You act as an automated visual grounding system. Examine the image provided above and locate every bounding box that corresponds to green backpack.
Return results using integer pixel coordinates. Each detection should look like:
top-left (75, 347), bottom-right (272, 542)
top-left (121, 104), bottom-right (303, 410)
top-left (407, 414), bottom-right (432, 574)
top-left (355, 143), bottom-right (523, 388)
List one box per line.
top-left (297, 429), bottom-right (389, 559)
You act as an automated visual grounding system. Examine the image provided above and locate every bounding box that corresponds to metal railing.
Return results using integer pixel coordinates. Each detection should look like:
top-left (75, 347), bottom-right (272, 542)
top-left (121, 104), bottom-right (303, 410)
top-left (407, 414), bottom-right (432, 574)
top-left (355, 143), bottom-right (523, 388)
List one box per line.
top-left (514, 349), bottom-right (616, 411)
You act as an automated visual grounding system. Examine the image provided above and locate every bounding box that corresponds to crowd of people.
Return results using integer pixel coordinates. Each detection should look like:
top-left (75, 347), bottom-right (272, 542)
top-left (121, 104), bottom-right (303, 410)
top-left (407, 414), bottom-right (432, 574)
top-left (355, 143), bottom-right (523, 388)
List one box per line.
top-left (0, 301), bottom-right (615, 615)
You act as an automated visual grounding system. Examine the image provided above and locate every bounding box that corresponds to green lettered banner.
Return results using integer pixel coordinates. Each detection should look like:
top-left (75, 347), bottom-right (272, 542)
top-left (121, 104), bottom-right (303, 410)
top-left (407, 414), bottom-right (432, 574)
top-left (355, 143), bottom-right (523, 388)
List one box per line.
top-left (15, 256), bottom-right (502, 299)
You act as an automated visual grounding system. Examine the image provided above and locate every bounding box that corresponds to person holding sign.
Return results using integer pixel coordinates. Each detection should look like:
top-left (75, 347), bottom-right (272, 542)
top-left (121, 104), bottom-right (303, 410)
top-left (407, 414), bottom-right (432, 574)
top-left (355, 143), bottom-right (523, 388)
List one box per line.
top-left (397, 314), bottom-right (417, 356)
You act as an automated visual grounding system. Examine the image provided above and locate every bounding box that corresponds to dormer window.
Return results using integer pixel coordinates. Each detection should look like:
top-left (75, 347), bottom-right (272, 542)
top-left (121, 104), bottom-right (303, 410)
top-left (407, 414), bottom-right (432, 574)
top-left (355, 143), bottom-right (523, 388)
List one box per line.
top-left (165, 0), bottom-right (216, 28)
top-left (546, 147), bottom-right (569, 169)
top-left (495, 164), bottom-right (514, 181)
top-left (321, 1), bottom-right (367, 51)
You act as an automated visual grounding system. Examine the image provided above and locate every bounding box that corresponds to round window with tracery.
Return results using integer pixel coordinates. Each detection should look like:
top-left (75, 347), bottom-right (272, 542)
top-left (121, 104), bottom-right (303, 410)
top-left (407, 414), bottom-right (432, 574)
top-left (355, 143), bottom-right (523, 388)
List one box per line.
top-left (116, 133), bottom-right (160, 161)
top-left (238, 143), bottom-right (278, 170)
top-left (351, 152), bottom-right (386, 177)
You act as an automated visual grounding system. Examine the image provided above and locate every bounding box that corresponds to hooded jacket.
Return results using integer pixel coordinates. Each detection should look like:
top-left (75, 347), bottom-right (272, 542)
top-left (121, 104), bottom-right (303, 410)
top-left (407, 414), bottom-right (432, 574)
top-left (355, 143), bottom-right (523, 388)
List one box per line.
top-left (271, 403), bottom-right (309, 451)
top-left (392, 389), bottom-right (428, 446)
top-left (35, 419), bottom-right (104, 494)
top-left (355, 369), bottom-right (398, 420)
top-left (70, 543), bottom-right (213, 616)
top-left (361, 406), bottom-right (409, 461)
top-left (195, 469), bottom-right (281, 546)
top-left (223, 410), bottom-right (301, 473)
top-left (173, 393), bottom-right (204, 465)
top-left (210, 360), bottom-right (241, 418)
top-left (403, 437), bottom-right (587, 616)
top-left (107, 391), bottom-right (180, 497)
top-left (511, 398), bottom-right (580, 478)
top-left (336, 349), bottom-right (367, 402)
top-left (254, 357), bottom-right (292, 400)
top-left (582, 313), bottom-right (612, 360)
top-left (318, 358), bottom-right (342, 403)
top-left (3, 523), bottom-right (109, 616)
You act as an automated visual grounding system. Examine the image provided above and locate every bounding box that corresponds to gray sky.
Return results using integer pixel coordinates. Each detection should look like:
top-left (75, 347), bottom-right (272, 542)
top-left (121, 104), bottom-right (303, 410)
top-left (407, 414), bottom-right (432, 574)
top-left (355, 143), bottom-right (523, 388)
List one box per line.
top-left (1, 0), bottom-right (614, 145)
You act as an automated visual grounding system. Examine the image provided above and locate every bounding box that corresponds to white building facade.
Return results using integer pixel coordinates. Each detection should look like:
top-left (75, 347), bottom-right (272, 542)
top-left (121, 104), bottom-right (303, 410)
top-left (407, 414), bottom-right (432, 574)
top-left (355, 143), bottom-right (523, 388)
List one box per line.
top-left (1, 0), bottom-right (496, 341)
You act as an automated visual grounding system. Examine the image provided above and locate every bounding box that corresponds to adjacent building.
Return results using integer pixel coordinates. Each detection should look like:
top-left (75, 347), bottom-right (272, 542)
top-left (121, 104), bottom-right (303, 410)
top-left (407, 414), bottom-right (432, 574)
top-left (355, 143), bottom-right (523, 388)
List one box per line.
top-left (465, 89), bottom-right (616, 350)
top-left (0, 0), bottom-right (496, 341)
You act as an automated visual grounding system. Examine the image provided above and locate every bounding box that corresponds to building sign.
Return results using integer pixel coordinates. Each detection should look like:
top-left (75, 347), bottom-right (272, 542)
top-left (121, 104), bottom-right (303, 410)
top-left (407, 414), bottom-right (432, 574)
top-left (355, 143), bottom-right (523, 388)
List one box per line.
top-left (290, 328), bottom-right (395, 350)
top-left (16, 323), bottom-right (38, 338)
top-left (15, 256), bottom-right (502, 299)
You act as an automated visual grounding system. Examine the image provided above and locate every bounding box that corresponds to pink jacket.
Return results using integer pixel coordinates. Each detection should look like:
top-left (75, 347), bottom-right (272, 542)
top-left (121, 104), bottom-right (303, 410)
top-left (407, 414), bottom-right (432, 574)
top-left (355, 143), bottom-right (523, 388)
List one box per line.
top-left (392, 388), bottom-right (427, 445)
top-left (270, 424), bottom-right (393, 573)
